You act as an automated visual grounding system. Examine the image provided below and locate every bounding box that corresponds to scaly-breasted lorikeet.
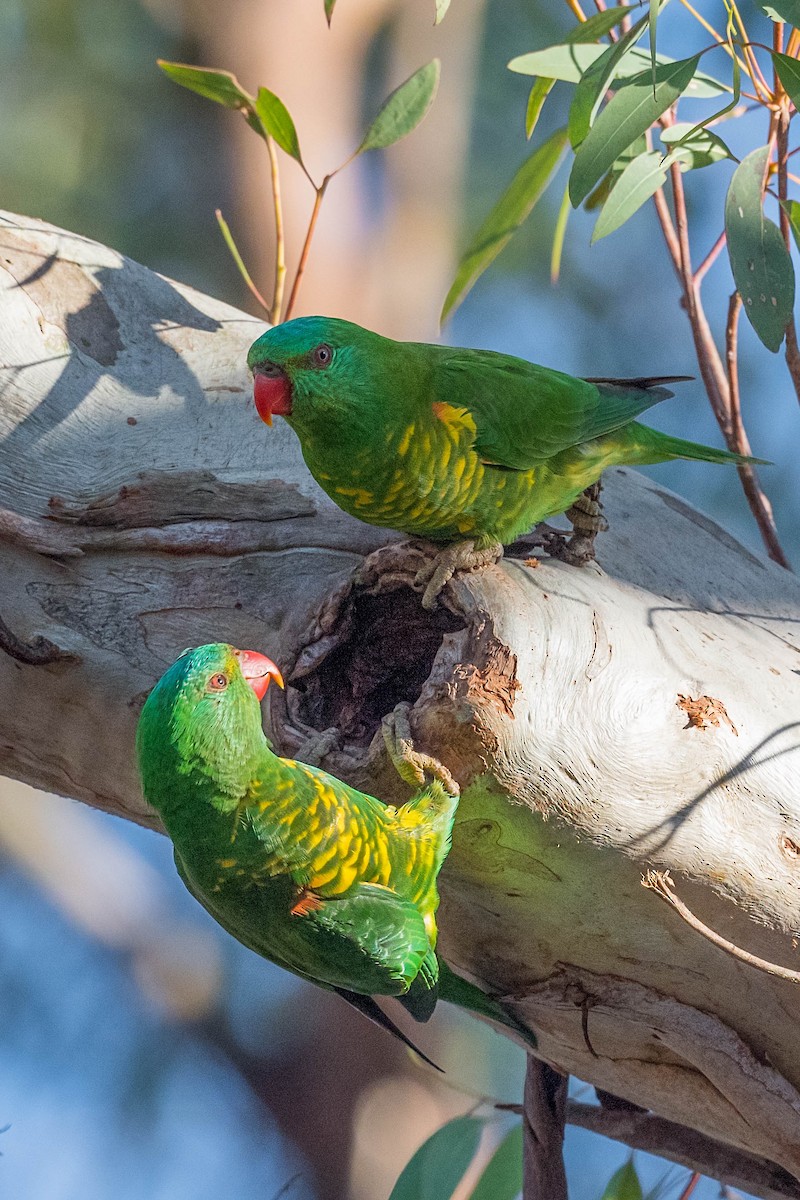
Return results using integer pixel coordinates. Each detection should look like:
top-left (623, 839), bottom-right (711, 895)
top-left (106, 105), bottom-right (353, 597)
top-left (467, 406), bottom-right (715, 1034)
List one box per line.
top-left (136, 643), bottom-right (533, 1065)
top-left (247, 317), bottom-right (762, 605)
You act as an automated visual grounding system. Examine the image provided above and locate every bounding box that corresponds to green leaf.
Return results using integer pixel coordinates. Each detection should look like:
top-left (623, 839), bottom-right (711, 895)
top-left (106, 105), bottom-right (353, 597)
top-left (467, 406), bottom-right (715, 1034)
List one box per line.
top-left (324, 0), bottom-right (336, 26)
top-left (435, 0), bottom-right (452, 22)
top-left (592, 149), bottom-right (667, 240)
top-left (584, 135), bottom-right (647, 208)
top-left (569, 54), bottom-right (699, 206)
top-left (157, 61), bottom-right (253, 111)
top-left (441, 126), bottom-right (568, 323)
top-left (526, 77), bottom-right (555, 138)
top-left (759, 0), bottom-right (800, 25)
top-left (468, 1124), bottom-right (522, 1200)
top-left (509, 45), bottom-right (725, 97)
top-left (551, 181), bottom-right (571, 281)
top-left (649, 0), bottom-right (659, 93)
top-left (660, 123), bottom-right (731, 170)
top-left (725, 145), bottom-right (795, 352)
top-left (568, 13), bottom-right (649, 149)
top-left (781, 198), bottom-right (800, 252)
top-left (565, 6), bottom-right (633, 42)
top-left (255, 88), bottom-right (302, 163)
top-left (601, 1160), bottom-right (644, 1200)
top-left (772, 51), bottom-right (800, 108)
top-left (661, 39), bottom-right (739, 158)
top-left (388, 1116), bottom-right (483, 1200)
top-left (357, 60), bottom-right (440, 153)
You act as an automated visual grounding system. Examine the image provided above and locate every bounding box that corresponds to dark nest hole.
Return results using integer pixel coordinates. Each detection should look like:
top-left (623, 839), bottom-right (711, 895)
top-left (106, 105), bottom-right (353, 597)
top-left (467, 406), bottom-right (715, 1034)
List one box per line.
top-left (292, 586), bottom-right (465, 747)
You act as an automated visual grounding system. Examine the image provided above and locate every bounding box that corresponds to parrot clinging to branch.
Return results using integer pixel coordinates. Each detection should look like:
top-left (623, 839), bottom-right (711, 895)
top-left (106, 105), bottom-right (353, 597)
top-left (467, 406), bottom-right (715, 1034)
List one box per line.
top-left (136, 643), bottom-right (533, 1066)
top-left (248, 316), bottom-right (763, 606)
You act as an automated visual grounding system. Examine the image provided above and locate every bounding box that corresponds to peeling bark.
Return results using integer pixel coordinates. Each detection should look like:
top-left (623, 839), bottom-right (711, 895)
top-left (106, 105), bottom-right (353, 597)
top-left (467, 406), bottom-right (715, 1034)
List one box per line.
top-left (2, 212), bottom-right (800, 1179)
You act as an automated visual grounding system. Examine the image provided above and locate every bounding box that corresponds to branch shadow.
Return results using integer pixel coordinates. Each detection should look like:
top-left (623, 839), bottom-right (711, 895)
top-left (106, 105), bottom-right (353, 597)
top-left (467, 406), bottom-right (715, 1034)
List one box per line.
top-left (1, 253), bottom-right (222, 459)
top-left (629, 721), bottom-right (800, 855)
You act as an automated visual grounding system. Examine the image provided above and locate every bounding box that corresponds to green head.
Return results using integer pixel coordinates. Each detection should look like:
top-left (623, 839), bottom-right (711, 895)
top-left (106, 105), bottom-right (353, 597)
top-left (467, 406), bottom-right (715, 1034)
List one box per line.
top-left (247, 316), bottom-right (424, 445)
top-left (136, 643), bottom-right (284, 816)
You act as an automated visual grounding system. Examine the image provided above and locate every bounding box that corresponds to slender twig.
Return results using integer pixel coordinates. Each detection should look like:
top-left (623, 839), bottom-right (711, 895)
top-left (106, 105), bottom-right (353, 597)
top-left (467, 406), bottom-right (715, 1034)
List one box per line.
top-left (643, 870), bottom-right (800, 984)
top-left (650, 160), bottom-right (791, 567)
top-left (565, 0), bottom-right (587, 22)
top-left (284, 177), bottom-right (330, 322)
top-left (215, 209), bottom-right (271, 315)
top-left (677, 1172), bottom-right (702, 1200)
top-left (566, 1102), bottom-right (800, 1200)
top-left (265, 136), bottom-right (287, 324)
top-left (668, 163), bottom-right (730, 419)
top-left (692, 229), bottom-right (726, 287)
top-left (675, 0), bottom-right (756, 82)
top-left (725, 292), bottom-right (790, 566)
top-left (651, 185), bottom-right (682, 270)
top-left (728, 0), bottom-right (772, 99)
top-left (775, 103), bottom-right (800, 407)
top-left (522, 1059), bottom-right (568, 1200)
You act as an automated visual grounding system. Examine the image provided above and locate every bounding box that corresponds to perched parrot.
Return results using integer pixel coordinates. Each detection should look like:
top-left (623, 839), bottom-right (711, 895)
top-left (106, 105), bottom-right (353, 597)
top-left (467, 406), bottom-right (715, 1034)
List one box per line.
top-left (136, 643), bottom-right (533, 1065)
top-left (247, 316), bottom-right (762, 605)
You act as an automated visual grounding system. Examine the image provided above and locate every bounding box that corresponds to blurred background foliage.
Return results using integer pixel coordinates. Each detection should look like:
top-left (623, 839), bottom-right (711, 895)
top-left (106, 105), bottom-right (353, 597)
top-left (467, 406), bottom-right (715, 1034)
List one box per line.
top-left (0, 0), bottom-right (793, 1196)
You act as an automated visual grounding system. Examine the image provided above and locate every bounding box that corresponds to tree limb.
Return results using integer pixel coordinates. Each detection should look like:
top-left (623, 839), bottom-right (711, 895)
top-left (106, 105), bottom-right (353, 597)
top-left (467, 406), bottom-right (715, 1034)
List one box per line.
top-left (1, 211), bottom-right (800, 1176)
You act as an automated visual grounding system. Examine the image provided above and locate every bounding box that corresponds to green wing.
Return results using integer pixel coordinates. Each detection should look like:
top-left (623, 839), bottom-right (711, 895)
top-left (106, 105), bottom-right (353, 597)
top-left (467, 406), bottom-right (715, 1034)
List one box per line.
top-left (174, 854), bottom-right (442, 1067)
top-left (433, 347), bottom-right (679, 470)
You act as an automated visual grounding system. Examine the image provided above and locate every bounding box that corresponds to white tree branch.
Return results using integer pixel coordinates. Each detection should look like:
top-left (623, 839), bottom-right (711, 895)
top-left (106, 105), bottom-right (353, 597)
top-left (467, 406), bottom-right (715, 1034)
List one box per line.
top-left (1, 212), bottom-right (800, 1178)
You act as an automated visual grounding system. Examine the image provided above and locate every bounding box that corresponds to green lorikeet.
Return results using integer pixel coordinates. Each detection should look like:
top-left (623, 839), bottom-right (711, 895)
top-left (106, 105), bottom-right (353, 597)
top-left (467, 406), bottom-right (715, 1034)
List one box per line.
top-left (136, 643), bottom-right (533, 1065)
top-left (247, 316), bottom-right (762, 605)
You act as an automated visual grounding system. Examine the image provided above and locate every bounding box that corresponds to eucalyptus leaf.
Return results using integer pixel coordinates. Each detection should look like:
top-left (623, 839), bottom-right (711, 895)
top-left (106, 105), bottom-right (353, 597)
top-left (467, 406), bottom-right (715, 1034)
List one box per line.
top-left (772, 51), bottom-right (800, 109)
top-left (388, 1116), bottom-right (483, 1200)
top-left (357, 60), bottom-right (440, 153)
top-left (568, 13), bottom-right (649, 149)
top-left (255, 88), bottom-right (302, 163)
top-left (526, 77), bottom-right (555, 138)
top-left (435, 0), bottom-right (452, 21)
top-left (569, 54), bottom-right (699, 206)
top-left (584, 135), bottom-right (647, 208)
top-left (781, 198), bottom-right (800, 252)
top-left (468, 1124), bottom-right (523, 1200)
top-left (649, 0), bottom-right (658, 92)
top-left (565, 6), bottom-right (633, 42)
top-left (759, 0), bottom-right (800, 24)
top-left (660, 122), bottom-right (731, 170)
top-left (551, 181), bottom-right (571, 280)
top-left (441, 126), bottom-right (567, 323)
top-left (157, 61), bottom-right (253, 111)
top-left (725, 146), bottom-right (795, 352)
top-left (324, 0), bottom-right (336, 26)
top-left (593, 149), bottom-right (668, 240)
top-left (601, 1160), bottom-right (644, 1200)
top-left (509, 45), bottom-right (725, 97)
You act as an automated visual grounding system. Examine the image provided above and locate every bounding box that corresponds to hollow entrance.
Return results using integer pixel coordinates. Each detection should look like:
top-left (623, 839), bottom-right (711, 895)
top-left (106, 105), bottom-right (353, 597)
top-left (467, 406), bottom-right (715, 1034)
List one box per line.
top-left (292, 585), bottom-right (465, 747)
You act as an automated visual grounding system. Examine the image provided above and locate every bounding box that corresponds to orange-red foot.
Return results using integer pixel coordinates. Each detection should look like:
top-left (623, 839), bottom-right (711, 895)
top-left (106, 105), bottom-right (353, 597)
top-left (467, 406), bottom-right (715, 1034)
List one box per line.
top-left (291, 889), bottom-right (324, 917)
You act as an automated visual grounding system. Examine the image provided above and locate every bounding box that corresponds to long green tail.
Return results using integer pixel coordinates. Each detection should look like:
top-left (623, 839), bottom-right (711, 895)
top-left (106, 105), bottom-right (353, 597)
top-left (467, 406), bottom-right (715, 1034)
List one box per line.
top-left (437, 960), bottom-right (537, 1050)
top-left (624, 421), bottom-right (769, 467)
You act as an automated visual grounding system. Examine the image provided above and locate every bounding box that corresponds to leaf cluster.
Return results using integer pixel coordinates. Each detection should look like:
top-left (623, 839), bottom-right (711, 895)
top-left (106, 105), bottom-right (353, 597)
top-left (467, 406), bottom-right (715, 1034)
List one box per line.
top-left (158, 53), bottom-right (440, 322)
top-left (445, 0), bottom-right (800, 357)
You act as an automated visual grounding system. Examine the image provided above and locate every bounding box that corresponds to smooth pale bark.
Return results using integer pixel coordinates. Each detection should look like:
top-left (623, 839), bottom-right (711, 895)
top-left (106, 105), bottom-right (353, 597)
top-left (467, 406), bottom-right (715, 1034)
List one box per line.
top-left (2, 212), bottom-right (800, 1186)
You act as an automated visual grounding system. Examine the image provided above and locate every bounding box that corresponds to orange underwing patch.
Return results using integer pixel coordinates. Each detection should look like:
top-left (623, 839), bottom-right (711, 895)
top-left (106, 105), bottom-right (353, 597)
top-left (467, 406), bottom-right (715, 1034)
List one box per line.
top-left (524, 557), bottom-right (540, 568)
top-left (291, 890), bottom-right (324, 917)
top-left (676, 693), bottom-right (738, 735)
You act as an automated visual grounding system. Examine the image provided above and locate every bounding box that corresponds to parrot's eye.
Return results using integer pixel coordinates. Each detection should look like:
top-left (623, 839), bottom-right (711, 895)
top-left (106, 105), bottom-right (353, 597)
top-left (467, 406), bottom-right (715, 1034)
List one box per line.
top-left (208, 673), bottom-right (229, 691)
top-left (312, 343), bottom-right (333, 367)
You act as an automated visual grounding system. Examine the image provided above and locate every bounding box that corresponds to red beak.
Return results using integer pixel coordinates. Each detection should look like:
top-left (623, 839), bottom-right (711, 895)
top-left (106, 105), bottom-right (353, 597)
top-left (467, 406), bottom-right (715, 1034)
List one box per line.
top-left (253, 367), bottom-right (292, 427)
top-left (234, 648), bottom-right (285, 701)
